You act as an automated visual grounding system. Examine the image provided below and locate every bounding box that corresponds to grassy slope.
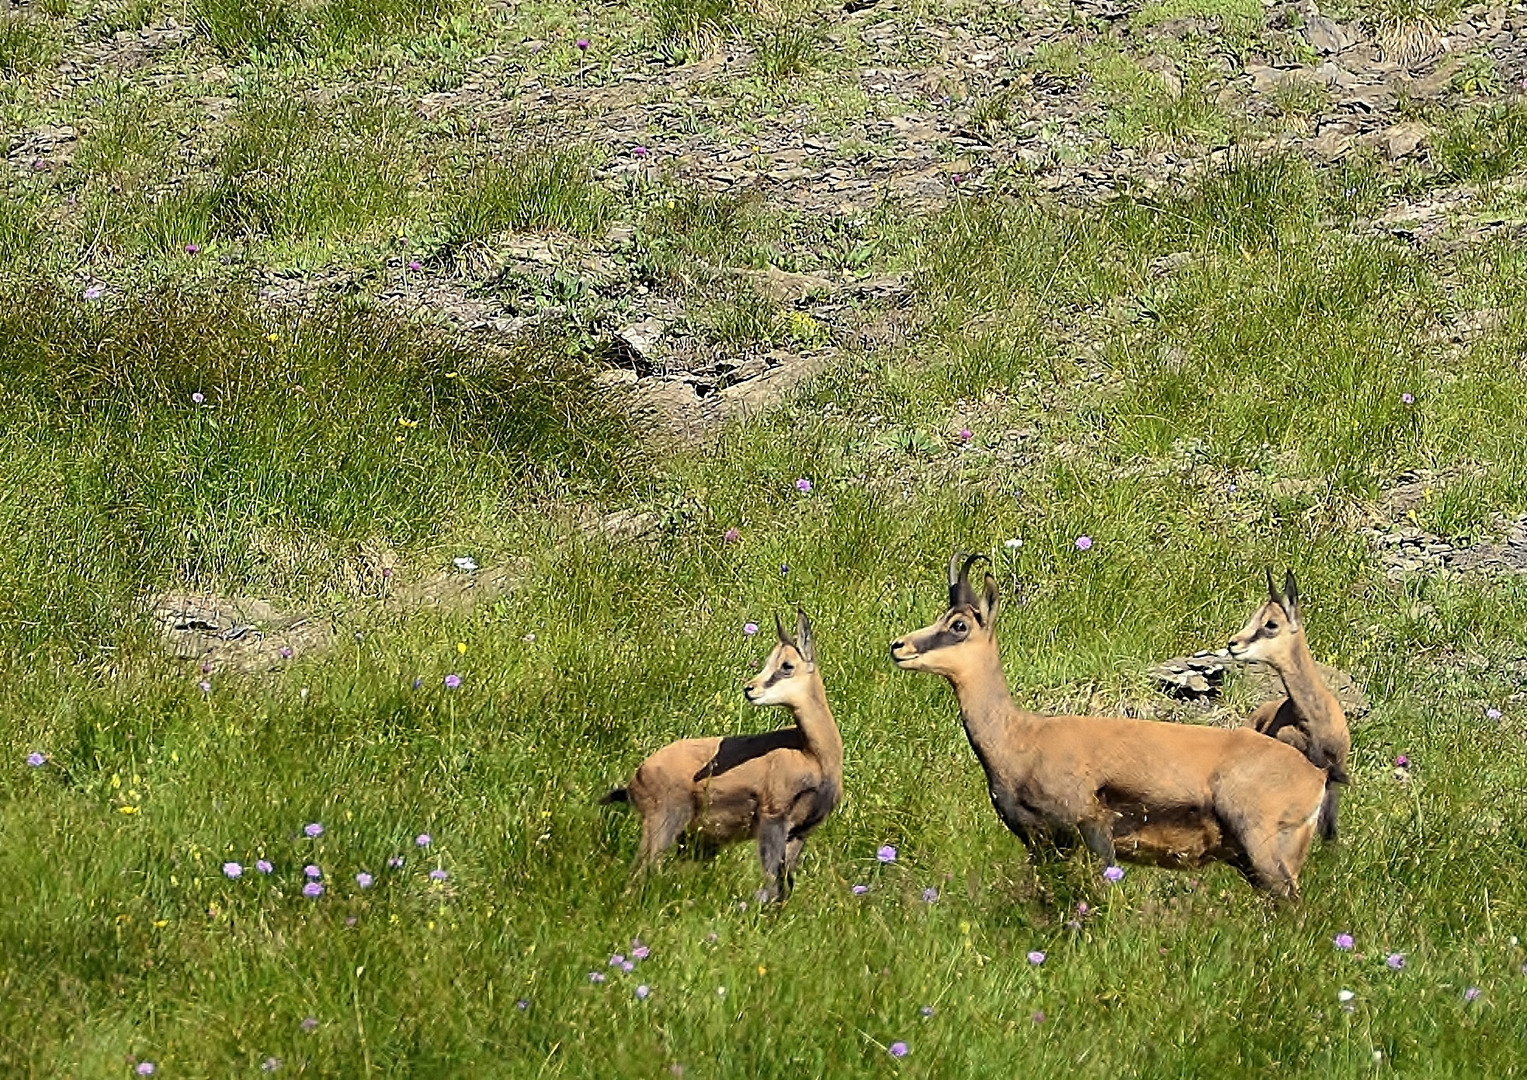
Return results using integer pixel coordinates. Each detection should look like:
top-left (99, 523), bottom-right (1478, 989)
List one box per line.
top-left (4, 0), bottom-right (1527, 1076)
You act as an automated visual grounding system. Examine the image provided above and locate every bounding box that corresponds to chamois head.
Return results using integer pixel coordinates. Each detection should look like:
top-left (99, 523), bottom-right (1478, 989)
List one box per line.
top-left (889, 552), bottom-right (1001, 676)
top-left (743, 609), bottom-right (819, 708)
top-left (1227, 569), bottom-right (1304, 664)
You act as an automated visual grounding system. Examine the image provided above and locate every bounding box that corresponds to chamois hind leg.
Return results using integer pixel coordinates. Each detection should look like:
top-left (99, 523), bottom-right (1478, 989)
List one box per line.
top-left (1318, 784), bottom-right (1340, 842)
top-left (1077, 817), bottom-right (1118, 869)
top-left (781, 835), bottom-right (806, 894)
top-left (1236, 824), bottom-right (1304, 901)
top-left (755, 817), bottom-right (789, 903)
top-left (635, 802), bottom-right (692, 869)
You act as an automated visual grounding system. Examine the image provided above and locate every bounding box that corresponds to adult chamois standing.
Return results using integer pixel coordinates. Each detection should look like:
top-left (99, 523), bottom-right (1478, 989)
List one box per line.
top-left (889, 553), bottom-right (1331, 898)
top-left (602, 609), bottom-right (843, 903)
top-left (1228, 569), bottom-right (1351, 841)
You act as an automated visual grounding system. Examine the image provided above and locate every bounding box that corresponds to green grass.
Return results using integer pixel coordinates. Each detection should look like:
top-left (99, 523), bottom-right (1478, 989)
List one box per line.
top-left (0, 13), bottom-right (59, 75)
top-left (4, 2), bottom-right (1527, 1075)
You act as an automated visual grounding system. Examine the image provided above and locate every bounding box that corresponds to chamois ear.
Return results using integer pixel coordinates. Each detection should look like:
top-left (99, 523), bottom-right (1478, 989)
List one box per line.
top-left (795, 608), bottom-right (816, 665)
top-left (774, 612), bottom-right (794, 647)
top-left (1265, 566), bottom-right (1283, 607)
top-left (979, 573), bottom-right (1001, 626)
top-left (1283, 570), bottom-right (1301, 627)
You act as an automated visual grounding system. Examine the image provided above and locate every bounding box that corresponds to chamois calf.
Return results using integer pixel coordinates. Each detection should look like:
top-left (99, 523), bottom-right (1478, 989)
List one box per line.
top-left (889, 554), bottom-right (1329, 898)
top-left (1228, 570), bottom-right (1351, 842)
top-left (602, 610), bottom-right (842, 902)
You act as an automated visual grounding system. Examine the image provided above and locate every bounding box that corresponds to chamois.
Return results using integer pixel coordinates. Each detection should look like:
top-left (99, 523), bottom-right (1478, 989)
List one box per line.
top-left (889, 554), bottom-right (1329, 898)
top-left (601, 610), bottom-right (843, 902)
top-left (1227, 569), bottom-right (1351, 842)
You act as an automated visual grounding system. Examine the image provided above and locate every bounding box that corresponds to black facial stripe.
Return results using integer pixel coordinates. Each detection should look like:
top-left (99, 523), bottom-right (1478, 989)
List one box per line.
top-left (762, 667), bottom-right (791, 688)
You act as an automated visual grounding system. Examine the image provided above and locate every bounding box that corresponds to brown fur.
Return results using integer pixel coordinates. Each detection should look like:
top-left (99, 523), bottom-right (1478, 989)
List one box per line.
top-left (889, 554), bottom-right (1328, 899)
top-left (1228, 569), bottom-right (1351, 841)
top-left (604, 611), bottom-right (843, 902)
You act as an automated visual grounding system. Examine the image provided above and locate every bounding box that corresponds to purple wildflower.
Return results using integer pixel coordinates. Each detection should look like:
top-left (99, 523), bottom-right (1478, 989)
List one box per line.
top-left (1103, 865), bottom-right (1125, 883)
top-left (722, 527), bottom-right (740, 543)
top-left (1396, 755), bottom-right (1409, 768)
top-left (1386, 953), bottom-right (1406, 970)
top-left (851, 884), bottom-right (869, 895)
top-left (1027, 950), bottom-right (1046, 965)
top-left (303, 882), bottom-right (323, 898)
top-left (921, 887), bottom-right (939, 903)
top-left (888, 1042), bottom-right (908, 1059)
top-left (136, 1064), bottom-right (156, 1076)
top-left (185, 243), bottom-right (200, 254)
top-left (1075, 535), bottom-right (1093, 551)
top-left (304, 822), bottom-right (323, 838)
top-left (919, 1005), bottom-right (934, 1017)
top-left (635, 984), bottom-right (650, 999)
top-left (83, 284), bottom-right (104, 300)
top-left (632, 943), bottom-right (650, 960)
top-left (191, 392), bottom-right (205, 404)
top-left (223, 862), bottom-right (243, 878)
top-left (1032, 1010), bottom-right (1046, 1023)
top-left (255, 859), bottom-right (273, 874)
top-left (412, 677), bottom-right (422, 690)
top-left (516, 999), bottom-right (529, 1011)
top-left (444, 674), bottom-right (461, 689)
top-left (632, 146), bottom-right (649, 157)
top-left (877, 845), bottom-right (897, 863)
top-left (301, 1017), bottom-right (318, 1032)
top-left (430, 868), bottom-right (449, 882)
top-left (387, 856), bottom-right (404, 869)
top-left (279, 646), bottom-right (293, 659)
top-left (356, 872), bottom-right (373, 888)
top-left (589, 971), bottom-right (606, 983)
top-left (26, 751), bottom-right (45, 767)
top-left (1487, 707), bottom-right (1502, 720)
top-left (1401, 393), bottom-right (1414, 405)
top-left (576, 38), bottom-right (589, 50)
top-left (1464, 986), bottom-right (1482, 1002)
top-left (408, 259), bottom-right (421, 271)
top-left (262, 1057), bottom-right (281, 1072)
top-left (743, 622), bottom-right (759, 636)
top-left (1334, 933), bottom-right (1354, 951)
top-left (958, 428), bottom-right (973, 442)
top-left (416, 834), bottom-right (432, 847)
top-left (198, 680), bottom-right (211, 693)
top-left (794, 478), bottom-right (812, 493)
top-left (610, 954), bottom-right (625, 966)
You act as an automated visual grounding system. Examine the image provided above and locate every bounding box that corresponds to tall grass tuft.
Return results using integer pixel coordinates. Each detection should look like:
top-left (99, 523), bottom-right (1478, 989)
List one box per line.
top-left (433, 147), bottom-right (610, 246)
top-left (209, 93), bottom-right (418, 240)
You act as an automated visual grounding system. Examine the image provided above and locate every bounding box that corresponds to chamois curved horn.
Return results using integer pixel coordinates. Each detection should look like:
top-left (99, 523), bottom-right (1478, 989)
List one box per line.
top-left (775, 612), bottom-right (792, 645)
top-left (948, 552), bottom-right (967, 607)
top-left (1266, 567), bottom-right (1283, 606)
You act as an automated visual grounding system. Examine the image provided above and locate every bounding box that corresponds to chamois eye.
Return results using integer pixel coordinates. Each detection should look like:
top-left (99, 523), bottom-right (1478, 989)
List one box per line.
top-left (1265, 620), bottom-right (1279, 631)
top-left (781, 661), bottom-right (795, 674)
top-left (952, 619), bottom-right (969, 634)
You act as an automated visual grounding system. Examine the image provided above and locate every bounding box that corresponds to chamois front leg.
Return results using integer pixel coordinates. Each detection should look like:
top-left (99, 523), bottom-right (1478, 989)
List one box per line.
top-left (755, 817), bottom-right (790, 903)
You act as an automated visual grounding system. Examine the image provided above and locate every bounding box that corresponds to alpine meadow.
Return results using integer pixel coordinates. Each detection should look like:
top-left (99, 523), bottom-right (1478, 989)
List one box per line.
top-left (3, 0), bottom-right (1527, 1075)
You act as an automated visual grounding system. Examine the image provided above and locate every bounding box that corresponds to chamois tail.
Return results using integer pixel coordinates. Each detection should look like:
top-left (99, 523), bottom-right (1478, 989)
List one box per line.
top-left (600, 787), bottom-right (630, 806)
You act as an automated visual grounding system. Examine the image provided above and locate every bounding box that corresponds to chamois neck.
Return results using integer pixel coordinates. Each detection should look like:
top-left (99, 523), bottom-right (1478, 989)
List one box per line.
top-left (946, 647), bottom-right (1028, 751)
top-left (1272, 632), bottom-right (1342, 722)
top-left (790, 679), bottom-right (843, 775)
